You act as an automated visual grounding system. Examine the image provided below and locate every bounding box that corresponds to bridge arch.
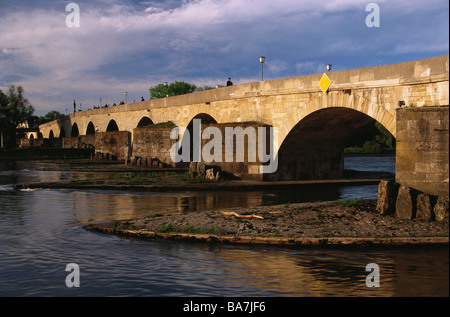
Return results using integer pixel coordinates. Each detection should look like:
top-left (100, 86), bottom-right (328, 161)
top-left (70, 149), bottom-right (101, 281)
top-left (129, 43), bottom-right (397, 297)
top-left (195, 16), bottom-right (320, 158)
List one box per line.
top-left (136, 116), bottom-right (154, 128)
top-left (266, 107), bottom-right (395, 181)
top-left (177, 113), bottom-right (218, 163)
top-left (71, 123), bottom-right (79, 137)
top-left (106, 119), bottom-right (119, 132)
top-left (86, 122), bottom-right (96, 135)
top-left (188, 113), bottom-right (217, 126)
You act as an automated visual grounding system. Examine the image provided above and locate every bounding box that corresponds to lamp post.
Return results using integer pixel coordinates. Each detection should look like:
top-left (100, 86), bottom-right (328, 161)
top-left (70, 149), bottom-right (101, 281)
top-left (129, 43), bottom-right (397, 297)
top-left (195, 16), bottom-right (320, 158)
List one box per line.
top-left (163, 82), bottom-right (169, 97)
top-left (326, 64), bottom-right (332, 72)
top-left (125, 92), bottom-right (128, 104)
top-left (259, 56), bottom-right (265, 81)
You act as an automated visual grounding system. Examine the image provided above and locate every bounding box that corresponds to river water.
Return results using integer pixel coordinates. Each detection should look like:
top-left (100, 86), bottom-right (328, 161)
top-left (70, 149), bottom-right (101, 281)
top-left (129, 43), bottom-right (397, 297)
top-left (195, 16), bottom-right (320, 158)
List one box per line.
top-left (0, 155), bottom-right (448, 297)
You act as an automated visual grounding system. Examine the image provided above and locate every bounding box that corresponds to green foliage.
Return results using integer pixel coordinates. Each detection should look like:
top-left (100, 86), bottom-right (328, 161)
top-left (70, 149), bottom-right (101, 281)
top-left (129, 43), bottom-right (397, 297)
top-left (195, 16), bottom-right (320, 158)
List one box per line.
top-left (344, 120), bottom-right (395, 153)
top-left (152, 121), bottom-right (177, 128)
top-left (157, 222), bottom-right (223, 235)
top-left (149, 81), bottom-right (197, 99)
top-left (362, 140), bottom-right (384, 153)
top-left (0, 86), bottom-right (35, 129)
top-left (0, 85), bottom-right (35, 147)
top-left (339, 197), bottom-right (364, 208)
top-left (196, 85), bottom-right (215, 91)
top-left (374, 122), bottom-right (395, 148)
top-left (29, 110), bottom-right (65, 126)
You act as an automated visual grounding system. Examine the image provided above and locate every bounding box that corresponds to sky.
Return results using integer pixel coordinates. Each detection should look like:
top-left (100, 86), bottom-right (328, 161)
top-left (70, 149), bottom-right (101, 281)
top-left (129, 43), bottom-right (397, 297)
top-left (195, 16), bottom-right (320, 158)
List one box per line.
top-left (0, 0), bottom-right (448, 116)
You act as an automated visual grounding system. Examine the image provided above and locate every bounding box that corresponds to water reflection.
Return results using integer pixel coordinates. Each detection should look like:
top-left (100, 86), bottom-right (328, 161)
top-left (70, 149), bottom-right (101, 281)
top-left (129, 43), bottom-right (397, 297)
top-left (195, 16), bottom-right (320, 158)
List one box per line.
top-left (1, 157), bottom-right (448, 297)
top-left (49, 184), bottom-right (376, 224)
top-left (209, 246), bottom-right (396, 296)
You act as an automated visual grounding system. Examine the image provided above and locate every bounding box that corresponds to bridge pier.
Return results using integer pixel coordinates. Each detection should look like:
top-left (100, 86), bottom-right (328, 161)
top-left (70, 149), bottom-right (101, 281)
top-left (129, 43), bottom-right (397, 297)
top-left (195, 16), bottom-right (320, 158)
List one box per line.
top-left (396, 106), bottom-right (449, 197)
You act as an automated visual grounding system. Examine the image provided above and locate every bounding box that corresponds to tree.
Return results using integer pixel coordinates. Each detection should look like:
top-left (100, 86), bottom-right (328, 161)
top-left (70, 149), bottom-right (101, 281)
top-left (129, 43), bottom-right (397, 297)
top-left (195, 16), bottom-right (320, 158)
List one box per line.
top-left (40, 111), bottom-right (65, 125)
top-left (149, 81), bottom-right (197, 99)
top-left (344, 120), bottom-right (395, 153)
top-left (196, 85), bottom-right (215, 91)
top-left (0, 85), bottom-right (35, 147)
top-left (374, 122), bottom-right (395, 148)
top-left (27, 110), bottom-right (65, 127)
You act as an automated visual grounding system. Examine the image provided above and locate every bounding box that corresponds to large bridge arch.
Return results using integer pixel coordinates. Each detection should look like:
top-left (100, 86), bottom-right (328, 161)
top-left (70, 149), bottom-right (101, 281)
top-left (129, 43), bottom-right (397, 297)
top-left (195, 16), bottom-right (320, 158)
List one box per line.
top-left (271, 90), bottom-right (397, 154)
top-left (266, 106), bottom-right (394, 181)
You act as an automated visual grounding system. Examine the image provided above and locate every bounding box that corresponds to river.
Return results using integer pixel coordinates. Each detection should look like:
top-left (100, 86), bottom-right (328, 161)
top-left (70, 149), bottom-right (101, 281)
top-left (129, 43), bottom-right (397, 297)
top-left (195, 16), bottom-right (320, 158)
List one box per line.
top-left (0, 155), bottom-right (448, 297)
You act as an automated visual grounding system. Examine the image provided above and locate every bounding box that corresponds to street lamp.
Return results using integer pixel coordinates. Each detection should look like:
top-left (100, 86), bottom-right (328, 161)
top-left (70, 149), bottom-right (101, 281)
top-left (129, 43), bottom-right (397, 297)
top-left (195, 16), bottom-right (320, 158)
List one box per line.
top-left (326, 64), bottom-right (332, 72)
top-left (163, 82), bottom-right (169, 97)
top-left (125, 92), bottom-right (128, 104)
top-left (259, 56), bottom-right (266, 81)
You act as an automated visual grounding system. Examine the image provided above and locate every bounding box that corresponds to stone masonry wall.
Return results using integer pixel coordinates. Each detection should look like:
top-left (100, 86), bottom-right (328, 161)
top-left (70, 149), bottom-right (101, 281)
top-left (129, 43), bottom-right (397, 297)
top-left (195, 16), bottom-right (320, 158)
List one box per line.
top-left (200, 123), bottom-right (272, 181)
top-left (396, 106), bottom-right (449, 196)
top-left (94, 131), bottom-right (131, 161)
top-left (130, 127), bottom-right (177, 167)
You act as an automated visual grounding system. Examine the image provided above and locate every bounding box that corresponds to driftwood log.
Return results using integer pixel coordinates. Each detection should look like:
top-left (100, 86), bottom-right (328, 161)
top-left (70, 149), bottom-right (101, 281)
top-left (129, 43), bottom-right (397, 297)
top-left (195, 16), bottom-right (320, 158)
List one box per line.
top-left (220, 211), bottom-right (264, 220)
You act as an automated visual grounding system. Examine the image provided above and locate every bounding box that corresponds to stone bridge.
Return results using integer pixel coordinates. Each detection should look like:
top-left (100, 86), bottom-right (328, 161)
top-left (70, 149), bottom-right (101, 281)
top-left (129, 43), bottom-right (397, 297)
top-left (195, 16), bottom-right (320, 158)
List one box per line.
top-left (38, 55), bottom-right (449, 192)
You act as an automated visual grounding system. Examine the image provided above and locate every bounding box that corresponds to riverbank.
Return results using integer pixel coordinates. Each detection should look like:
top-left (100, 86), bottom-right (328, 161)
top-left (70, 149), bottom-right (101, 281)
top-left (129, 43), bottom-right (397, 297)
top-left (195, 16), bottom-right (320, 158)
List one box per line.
top-left (13, 178), bottom-right (384, 192)
top-left (84, 199), bottom-right (449, 248)
top-left (12, 158), bottom-right (446, 248)
top-left (12, 158), bottom-right (392, 192)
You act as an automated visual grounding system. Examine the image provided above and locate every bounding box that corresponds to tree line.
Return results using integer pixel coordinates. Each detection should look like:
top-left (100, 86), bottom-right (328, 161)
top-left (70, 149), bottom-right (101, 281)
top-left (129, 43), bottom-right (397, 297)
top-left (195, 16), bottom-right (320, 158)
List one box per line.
top-left (1, 85), bottom-right (64, 148)
top-left (0, 86), bottom-right (34, 148)
top-left (149, 81), bottom-right (215, 99)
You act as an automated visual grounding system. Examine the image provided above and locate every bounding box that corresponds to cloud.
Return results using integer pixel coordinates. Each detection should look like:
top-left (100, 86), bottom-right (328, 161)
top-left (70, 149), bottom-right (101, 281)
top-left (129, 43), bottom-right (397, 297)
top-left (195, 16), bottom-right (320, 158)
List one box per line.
top-left (0, 0), bottom-right (448, 115)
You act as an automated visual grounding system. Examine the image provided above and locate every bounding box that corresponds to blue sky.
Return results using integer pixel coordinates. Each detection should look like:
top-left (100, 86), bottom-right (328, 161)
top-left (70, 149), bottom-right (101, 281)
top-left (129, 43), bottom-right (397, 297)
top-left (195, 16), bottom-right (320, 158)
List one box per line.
top-left (0, 0), bottom-right (448, 116)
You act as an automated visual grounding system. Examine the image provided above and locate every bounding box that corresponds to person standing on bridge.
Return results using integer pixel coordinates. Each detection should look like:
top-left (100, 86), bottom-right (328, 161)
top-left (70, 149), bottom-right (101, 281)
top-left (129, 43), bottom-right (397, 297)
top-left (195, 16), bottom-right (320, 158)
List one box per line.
top-left (226, 78), bottom-right (233, 86)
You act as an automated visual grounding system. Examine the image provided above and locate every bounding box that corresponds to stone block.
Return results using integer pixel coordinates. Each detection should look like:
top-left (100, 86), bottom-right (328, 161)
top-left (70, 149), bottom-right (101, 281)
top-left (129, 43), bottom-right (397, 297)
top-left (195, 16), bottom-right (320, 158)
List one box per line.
top-left (196, 162), bottom-right (206, 178)
top-left (395, 186), bottom-right (417, 219)
top-left (415, 193), bottom-right (435, 221)
top-left (434, 196), bottom-right (449, 223)
top-left (188, 162), bottom-right (197, 177)
top-left (205, 168), bottom-right (215, 180)
top-left (376, 180), bottom-right (399, 215)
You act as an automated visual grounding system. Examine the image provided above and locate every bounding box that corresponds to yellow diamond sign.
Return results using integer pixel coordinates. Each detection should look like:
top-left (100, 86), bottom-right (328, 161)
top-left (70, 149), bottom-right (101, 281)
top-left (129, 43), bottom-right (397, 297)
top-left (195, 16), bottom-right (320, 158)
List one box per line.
top-left (318, 73), bottom-right (331, 93)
